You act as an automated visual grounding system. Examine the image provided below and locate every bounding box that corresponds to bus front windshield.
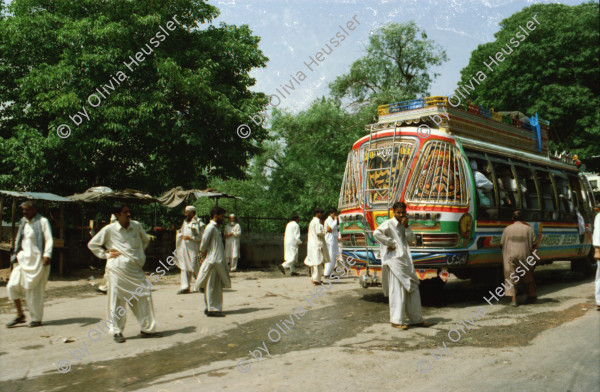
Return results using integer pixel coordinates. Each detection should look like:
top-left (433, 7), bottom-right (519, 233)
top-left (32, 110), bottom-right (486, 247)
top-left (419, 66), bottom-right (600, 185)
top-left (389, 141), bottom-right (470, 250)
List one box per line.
top-left (405, 140), bottom-right (469, 206)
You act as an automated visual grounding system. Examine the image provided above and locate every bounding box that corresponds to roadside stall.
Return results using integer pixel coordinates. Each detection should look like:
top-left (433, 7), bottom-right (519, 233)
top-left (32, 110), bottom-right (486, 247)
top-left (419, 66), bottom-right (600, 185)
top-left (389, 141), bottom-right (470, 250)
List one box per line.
top-left (0, 190), bottom-right (72, 274)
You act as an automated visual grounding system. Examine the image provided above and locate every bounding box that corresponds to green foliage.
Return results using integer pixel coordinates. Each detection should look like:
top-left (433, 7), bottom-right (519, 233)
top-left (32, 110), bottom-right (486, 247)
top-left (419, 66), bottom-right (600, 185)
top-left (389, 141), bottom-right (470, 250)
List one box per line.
top-left (266, 98), bottom-right (362, 216)
top-left (0, 0), bottom-right (268, 194)
top-left (457, 1), bottom-right (599, 158)
top-left (330, 21), bottom-right (448, 109)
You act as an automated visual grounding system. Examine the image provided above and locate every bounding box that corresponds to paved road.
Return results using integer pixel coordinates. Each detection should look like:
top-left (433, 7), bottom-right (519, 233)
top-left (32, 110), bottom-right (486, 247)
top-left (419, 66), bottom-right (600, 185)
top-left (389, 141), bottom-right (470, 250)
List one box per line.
top-left (0, 261), bottom-right (598, 392)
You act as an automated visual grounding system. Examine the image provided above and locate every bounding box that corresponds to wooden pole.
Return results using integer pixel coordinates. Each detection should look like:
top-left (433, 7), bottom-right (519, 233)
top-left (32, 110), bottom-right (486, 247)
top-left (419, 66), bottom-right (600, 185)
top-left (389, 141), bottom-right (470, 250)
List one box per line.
top-left (10, 198), bottom-right (16, 247)
top-left (0, 194), bottom-right (4, 232)
top-left (59, 203), bottom-right (64, 276)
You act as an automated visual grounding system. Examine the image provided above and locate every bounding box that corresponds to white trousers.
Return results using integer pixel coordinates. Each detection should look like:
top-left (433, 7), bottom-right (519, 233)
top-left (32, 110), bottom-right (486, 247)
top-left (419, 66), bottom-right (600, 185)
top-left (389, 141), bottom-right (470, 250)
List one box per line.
top-left (595, 262), bottom-right (600, 306)
top-left (385, 266), bottom-right (423, 325)
top-left (311, 265), bottom-right (323, 283)
top-left (181, 271), bottom-right (194, 290)
top-left (227, 257), bottom-right (239, 271)
top-left (98, 271), bottom-right (108, 291)
top-left (107, 272), bottom-right (156, 335)
top-left (282, 258), bottom-right (296, 273)
top-left (7, 265), bottom-right (50, 322)
top-left (204, 268), bottom-right (224, 311)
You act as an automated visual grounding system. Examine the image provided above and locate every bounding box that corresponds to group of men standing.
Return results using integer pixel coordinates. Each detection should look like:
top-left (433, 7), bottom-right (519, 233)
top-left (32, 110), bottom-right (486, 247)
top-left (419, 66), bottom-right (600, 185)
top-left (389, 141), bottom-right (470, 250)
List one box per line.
top-left (279, 208), bottom-right (340, 283)
top-left (5, 198), bottom-right (600, 344)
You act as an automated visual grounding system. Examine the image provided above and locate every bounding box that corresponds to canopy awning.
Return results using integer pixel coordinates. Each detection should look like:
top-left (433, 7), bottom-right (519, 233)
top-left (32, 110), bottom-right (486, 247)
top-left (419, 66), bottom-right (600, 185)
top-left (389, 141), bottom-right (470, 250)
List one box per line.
top-left (158, 187), bottom-right (243, 208)
top-left (67, 187), bottom-right (157, 204)
top-left (0, 190), bottom-right (73, 202)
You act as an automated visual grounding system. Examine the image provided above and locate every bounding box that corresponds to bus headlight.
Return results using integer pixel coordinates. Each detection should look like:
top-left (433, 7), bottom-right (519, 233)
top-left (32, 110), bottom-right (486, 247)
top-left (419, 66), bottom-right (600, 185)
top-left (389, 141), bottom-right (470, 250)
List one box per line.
top-left (459, 213), bottom-right (473, 239)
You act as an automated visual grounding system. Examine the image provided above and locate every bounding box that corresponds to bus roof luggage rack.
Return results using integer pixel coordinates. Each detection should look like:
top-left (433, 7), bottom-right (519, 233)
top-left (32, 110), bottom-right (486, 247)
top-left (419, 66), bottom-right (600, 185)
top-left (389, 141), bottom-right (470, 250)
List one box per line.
top-left (375, 95), bottom-right (550, 156)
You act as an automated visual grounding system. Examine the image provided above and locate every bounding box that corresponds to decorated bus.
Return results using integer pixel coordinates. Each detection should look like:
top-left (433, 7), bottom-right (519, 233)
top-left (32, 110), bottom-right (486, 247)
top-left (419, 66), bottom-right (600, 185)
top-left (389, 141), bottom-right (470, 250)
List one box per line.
top-left (338, 96), bottom-right (597, 289)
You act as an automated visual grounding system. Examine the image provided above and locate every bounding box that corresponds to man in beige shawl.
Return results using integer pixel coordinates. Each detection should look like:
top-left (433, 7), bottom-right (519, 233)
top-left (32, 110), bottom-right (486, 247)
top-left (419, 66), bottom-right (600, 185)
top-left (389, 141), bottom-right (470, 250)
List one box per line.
top-left (194, 206), bottom-right (231, 317)
top-left (304, 208), bottom-right (329, 285)
top-left (501, 210), bottom-right (539, 306)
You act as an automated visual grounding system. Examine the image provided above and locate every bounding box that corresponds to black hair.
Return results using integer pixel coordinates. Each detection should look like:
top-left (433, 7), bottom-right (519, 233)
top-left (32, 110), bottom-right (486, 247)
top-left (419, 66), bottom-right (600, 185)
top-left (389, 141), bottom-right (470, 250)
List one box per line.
top-left (210, 206), bottom-right (226, 218)
top-left (291, 213), bottom-right (300, 221)
top-left (392, 201), bottom-right (407, 211)
top-left (112, 203), bottom-right (129, 215)
top-left (512, 210), bottom-right (524, 221)
top-left (314, 207), bottom-right (324, 215)
top-left (328, 207), bottom-right (338, 214)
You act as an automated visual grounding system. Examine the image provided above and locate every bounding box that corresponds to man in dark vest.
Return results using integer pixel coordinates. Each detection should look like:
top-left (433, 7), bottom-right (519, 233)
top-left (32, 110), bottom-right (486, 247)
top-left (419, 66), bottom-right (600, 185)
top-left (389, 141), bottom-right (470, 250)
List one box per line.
top-left (6, 200), bottom-right (53, 328)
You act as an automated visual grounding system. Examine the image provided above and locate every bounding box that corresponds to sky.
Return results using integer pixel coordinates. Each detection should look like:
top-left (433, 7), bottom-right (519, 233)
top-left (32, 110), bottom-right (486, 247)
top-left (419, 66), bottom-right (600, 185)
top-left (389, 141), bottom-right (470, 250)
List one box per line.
top-left (211, 0), bottom-right (586, 113)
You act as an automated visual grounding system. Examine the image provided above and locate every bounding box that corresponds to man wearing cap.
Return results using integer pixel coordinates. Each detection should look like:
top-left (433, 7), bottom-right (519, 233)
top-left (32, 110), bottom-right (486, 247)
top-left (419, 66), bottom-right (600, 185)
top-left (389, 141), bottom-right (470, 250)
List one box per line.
top-left (224, 214), bottom-right (242, 272)
top-left (6, 200), bottom-right (53, 328)
top-left (175, 206), bottom-right (205, 294)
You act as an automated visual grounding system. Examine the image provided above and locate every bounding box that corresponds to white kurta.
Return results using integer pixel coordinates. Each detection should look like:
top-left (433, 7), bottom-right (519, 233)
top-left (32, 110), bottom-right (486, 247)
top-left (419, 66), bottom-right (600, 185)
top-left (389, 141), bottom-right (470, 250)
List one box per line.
top-left (284, 221), bottom-right (302, 263)
top-left (194, 221), bottom-right (231, 311)
top-left (324, 216), bottom-right (339, 276)
top-left (593, 213), bottom-right (600, 306)
top-left (176, 217), bottom-right (204, 273)
top-left (373, 217), bottom-right (423, 325)
top-left (7, 216), bottom-right (53, 322)
top-left (88, 220), bottom-right (156, 334)
top-left (304, 217), bottom-right (330, 267)
top-left (474, 170), bottom-right (493, 206)
top-left (224, 223), bottom-right (241, 258)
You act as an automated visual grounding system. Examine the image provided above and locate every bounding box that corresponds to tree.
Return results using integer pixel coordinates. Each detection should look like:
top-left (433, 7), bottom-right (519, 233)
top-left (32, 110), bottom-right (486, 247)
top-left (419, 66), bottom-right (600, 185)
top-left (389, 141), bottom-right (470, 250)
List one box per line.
top-left (456, 1), bottom-right (599, 157)
top-left (266, 98), bottom-right (362, 216)
top-left (0, 0), bottom-right (269, 194)
top-left (329, 21), bottom-right (448, 112)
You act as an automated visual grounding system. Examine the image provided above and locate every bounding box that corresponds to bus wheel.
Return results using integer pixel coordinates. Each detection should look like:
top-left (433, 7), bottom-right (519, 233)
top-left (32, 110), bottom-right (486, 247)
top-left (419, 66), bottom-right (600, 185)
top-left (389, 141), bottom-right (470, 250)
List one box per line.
top-left (419, 278), bottom-right (446, 294)
top-left (470, 266), bottom-right (502, 289)
top-left (570, 250), bottom-right (597, 276)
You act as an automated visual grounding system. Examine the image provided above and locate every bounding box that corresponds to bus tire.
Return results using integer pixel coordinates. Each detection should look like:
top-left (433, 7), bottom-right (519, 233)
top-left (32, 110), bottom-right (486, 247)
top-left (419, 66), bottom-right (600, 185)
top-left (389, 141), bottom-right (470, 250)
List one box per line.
top-left (470, 266), bottom-right (502, 289)
top-left (419, 277), bottom-right (446, 294)
top-left (570, 250), bottom-right (597, 276)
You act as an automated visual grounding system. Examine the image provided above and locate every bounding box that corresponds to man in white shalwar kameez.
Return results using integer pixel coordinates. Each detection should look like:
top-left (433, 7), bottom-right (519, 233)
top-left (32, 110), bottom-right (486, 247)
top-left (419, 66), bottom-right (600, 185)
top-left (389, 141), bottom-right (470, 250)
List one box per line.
top-left (194, 207), bottom-right (231, 316)
top-left (175, 206), bottom-right (204, 294)
top-left (96, 214), bottom-right (118, 295)
top-left (88, 204), bottom-right (161, 343)
top-left (279, 214), bottom-right (302, 276)
top-left (304, 208), bottom-right (329, 285)
top-left (471, 161), bottom-right (494, 207)
top-left (373, 202), bottom-right (429, 329)
top-left (224, 214), bottom-right (241, 272)
top-left (324, 208), bottom-right (339, 276)
top-left (6, 201), bottom-right (53, 328)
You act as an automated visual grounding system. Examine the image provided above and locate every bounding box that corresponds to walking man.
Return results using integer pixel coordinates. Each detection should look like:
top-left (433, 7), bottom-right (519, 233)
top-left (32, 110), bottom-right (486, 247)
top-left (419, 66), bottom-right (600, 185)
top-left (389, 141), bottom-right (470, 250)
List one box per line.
top-left (88, 204), bottom-right (161, 343)
top-left (304, 208), bottom-right (329, 285)
top-left (194, 207), bottom-right (231, 317)
top-left (501, 210), bottom-right (538, 306)
top-left (324, 208), bottom-right (339, 276)
top-left (175, 206), bottom-right (204, 294)
top-left (373, 202), bottom-right (429, 329)
top-left (280, 214), bottom-right (302, 276)
top-left (6, 201), bottom-right (53, 328)
top-left (224, 214), bottom-right (241, 272)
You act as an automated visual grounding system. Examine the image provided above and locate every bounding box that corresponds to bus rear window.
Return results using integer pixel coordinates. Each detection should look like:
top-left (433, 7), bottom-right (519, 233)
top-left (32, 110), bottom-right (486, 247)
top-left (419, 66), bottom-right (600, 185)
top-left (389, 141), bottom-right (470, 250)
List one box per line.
top-left (406, 141), bottom-right (468, 206)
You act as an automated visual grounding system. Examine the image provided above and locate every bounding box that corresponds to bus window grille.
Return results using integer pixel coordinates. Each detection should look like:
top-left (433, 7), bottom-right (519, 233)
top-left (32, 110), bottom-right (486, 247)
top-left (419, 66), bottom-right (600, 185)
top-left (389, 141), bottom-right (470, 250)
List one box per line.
top-left (406, 141), bottom-right (469, 206)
